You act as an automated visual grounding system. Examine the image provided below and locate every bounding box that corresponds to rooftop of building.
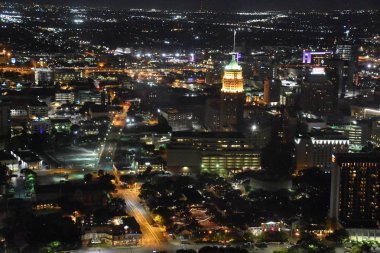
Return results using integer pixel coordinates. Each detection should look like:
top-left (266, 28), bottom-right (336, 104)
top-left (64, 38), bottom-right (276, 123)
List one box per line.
top-left (35, 181), bottom-right (107, 194)
top-left (50, 118), bottom-right (72, 123)
top-left (334, 151), bottom-right (380, 164)
top-left (171, 131), bottom-right (245, 139)
top-left (159, 107), bottom-right (191, 114)
top-left (134, 156), bottom-right (164, 164)
top-left (303, 118), bottom-right (325, 123)
top-left (308, 128), bottom-right (348, 140)
top-left (12, 150), bottom-right (41, 163)
top-left (8, 99), bottom-right (48, 107)
top-left (0, 151), bottom-right (17, 161)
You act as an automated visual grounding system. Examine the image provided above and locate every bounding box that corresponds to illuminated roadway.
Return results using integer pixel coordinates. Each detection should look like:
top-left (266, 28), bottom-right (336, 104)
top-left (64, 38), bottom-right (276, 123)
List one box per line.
top-left (114, 187), bottom-right (167, 249)
top-left (98, 125), bottom-right (121, 170)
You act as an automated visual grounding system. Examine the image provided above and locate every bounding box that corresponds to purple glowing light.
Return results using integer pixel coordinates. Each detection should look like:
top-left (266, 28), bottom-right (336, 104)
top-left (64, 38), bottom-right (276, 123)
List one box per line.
top-left (302, 51), bottom-right (333, 64)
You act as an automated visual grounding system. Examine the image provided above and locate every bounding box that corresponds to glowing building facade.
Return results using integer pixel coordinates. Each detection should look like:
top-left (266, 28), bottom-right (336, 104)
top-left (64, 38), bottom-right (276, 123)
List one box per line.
top-left (220, 55), bottom-right (244, 131)
top-left (221, 56), bottom-right (244, 93)
top-left (166, 132), bottom-right (260, 176)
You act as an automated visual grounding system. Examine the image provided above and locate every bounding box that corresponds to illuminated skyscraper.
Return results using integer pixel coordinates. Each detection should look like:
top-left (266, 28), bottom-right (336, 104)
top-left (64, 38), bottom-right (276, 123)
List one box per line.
top-left (221, 56), bottom-right (244, 93)
top-left (330, 152), bottom-right (380, 228)
top-left (220, 55), bottom-right (244, 131)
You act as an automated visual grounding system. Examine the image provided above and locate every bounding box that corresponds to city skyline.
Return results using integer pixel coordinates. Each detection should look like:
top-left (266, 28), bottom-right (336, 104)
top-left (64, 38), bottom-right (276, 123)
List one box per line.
top-left (9, 0), bottom-right (380, 10)
top-left (0, 2), bottom-right (380, 253)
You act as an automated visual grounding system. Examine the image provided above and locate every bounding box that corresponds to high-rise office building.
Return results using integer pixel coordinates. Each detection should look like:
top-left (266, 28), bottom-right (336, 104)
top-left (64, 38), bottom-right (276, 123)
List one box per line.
top-left (300, 68), bottom-right (338, 116)
top-left (334, 35), bottom-right (356, 96)
top-left (263, 78), bottom-right (281, 105)
top-left (220, 55), bottom-right (244, 131)
top-left (330, 152), bottom-right (380, 228)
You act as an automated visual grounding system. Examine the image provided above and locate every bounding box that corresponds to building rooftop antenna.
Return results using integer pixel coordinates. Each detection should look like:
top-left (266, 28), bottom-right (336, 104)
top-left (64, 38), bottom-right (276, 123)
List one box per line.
top-left (233, 29), bottom-right (236, 53)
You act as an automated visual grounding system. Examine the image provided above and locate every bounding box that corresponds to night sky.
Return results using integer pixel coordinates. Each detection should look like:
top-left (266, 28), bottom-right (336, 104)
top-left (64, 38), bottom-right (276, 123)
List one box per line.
top-left (12, 0), bottom-right (380, 10)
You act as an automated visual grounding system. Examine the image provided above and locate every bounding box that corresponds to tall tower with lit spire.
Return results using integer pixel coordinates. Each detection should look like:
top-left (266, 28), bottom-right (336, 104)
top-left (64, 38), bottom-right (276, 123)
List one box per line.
top-left (220, 54), bottom-right (245, 131)
top-left (222, 55), bottom-right (244, 93)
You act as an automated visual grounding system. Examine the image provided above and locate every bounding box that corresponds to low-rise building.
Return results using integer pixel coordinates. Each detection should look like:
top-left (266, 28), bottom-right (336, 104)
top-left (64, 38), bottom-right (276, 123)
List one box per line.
top-left (82, 217), bottom-right (142, 246)
top-left (0, 151), bottom-right (18, 172)
top-left (11, 150), bottom-right (42, 170)
top-left (28, 101), bottom-right (48, 119)
top-left (158, 108), bottom-right (193, 132)
top-left (51, 118), bottom-right (72, 133)
top-left (10, 104), bottom-right (28, 119)
top-left (78, 90), bottom-right (102, 105)
top-left (133, 157), bottom-right (165, 173)
top-left (28, 118), bottom-right (52, 134)
top-left (55, 91), bottom-right (75, 104)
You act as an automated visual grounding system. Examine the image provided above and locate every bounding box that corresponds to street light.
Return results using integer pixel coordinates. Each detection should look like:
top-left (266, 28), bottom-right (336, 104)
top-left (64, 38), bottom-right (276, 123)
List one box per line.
top-left (251, 124), bottom-right (257, 132)
top-left (182, 166), bottom-right (189, 175)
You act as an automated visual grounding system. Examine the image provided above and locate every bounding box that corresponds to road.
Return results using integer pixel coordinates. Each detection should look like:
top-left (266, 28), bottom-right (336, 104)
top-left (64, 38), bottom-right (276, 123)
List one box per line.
top-left (98, 126), bottom-right (122, 170)
top-left (115, 187), bottom-right (167, 249)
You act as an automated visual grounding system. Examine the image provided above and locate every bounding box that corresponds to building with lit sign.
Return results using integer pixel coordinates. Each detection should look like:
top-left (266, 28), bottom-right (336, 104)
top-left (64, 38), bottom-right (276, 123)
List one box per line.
top-left (302, 51), bottom-right (333, 65)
